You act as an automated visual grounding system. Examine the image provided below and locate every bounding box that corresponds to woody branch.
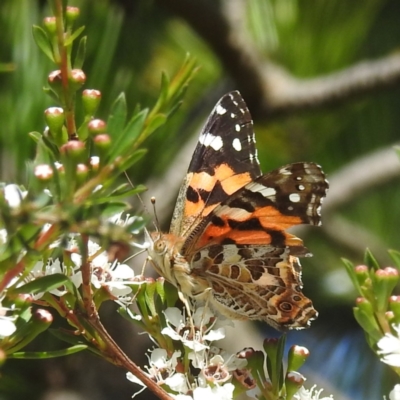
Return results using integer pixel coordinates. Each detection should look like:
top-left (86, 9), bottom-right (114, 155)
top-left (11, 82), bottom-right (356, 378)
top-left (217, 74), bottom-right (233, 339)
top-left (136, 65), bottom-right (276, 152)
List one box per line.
top-left (154, 0), bottom-right (400, 119)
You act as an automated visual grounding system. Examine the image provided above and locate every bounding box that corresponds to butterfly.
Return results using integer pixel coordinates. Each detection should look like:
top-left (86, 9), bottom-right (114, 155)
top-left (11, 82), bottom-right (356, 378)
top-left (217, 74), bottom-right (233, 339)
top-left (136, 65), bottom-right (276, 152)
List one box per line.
top-left (146, 91), bottom-right (328, 331)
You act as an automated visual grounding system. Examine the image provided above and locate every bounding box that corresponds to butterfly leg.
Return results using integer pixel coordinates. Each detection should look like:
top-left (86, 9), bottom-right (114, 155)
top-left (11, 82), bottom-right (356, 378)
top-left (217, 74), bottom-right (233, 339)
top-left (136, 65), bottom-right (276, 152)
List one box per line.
top-left (178, 290), bottom-right (196, 336)
top-left (140, 256), bottom-right (151, 276)
top-left (196, 288), bottom-right (213, 334)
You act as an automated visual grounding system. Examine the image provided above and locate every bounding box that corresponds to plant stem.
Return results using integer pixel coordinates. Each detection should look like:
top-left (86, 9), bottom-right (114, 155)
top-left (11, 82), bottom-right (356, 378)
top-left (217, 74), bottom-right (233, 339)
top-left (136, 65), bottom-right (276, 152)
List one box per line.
top-left (53, 0), bottom-right (77, 139)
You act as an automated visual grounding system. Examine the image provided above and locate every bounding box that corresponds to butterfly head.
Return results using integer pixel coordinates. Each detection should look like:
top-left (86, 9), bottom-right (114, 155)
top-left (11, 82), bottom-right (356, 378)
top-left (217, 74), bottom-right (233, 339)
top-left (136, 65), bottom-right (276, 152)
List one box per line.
top-left (145, 228), bottom-right (184, 285)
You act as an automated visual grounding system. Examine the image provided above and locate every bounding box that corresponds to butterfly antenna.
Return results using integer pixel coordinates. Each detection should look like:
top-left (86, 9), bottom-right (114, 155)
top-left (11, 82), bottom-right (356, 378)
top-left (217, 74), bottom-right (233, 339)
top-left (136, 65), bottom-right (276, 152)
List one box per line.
top-left (124, 171), bottom-right (150, 215)
top-left (151, 196), bottom-right (161, 233)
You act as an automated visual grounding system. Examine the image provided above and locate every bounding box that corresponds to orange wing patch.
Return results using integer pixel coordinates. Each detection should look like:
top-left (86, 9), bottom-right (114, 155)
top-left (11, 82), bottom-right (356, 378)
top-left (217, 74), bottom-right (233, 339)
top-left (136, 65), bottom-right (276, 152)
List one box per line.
top-left (183, 164), bottom-right (253, 219)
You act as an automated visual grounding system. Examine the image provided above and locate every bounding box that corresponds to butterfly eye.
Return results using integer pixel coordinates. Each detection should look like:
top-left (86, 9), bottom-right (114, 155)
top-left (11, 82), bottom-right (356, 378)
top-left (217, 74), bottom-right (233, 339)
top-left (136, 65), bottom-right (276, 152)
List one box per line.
top-left (154, 239), bottom-right (166, 255)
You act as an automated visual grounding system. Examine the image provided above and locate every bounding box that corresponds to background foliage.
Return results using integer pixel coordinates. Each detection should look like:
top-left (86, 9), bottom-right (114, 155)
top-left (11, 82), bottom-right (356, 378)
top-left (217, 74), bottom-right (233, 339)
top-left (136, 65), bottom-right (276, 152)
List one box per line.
top-left (1, 0), bottom-right (400, 399)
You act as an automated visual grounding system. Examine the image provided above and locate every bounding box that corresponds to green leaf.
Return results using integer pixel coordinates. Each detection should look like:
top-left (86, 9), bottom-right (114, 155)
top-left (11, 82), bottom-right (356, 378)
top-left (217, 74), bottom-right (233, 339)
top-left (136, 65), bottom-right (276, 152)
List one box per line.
top-left (90, 185), bottom-right (146, 204)
top-left (28, 131), bottom-right (43, 143)
top-left (164, 281), bottom-right (179, 308)
top-left (156, 278), bottom-right (166, 303)
top-left (126, 215), bottom-right (147, 235)
top-left (107, 93), bottom-right (127, 141)
top-left (5, 309), bottom-right (53, 354)
top-left (146, 113), bottom-right (167, 136)
top-left (166, 99), bottom-right (183, 119)
top-left (109, 183), bottom-right (146, 196)
top-left (159, 71), bottom-right (170, 105)
top-left (99, 202), bottom-right (129, 217)
top-left (274, 335), bottom-right (286, 393)
top-left (64, 26), bottom-right (85, 46)
top-left (389, 249), bottom-right (400, 270)
top-left (353, 307), bottom-right (381, 343)
top-left (109, 109), bottom-right (148, 161)
top-left (342, 258), bottom-right (361, 294)
top-left (42, 86), bottom-right (60, 102)
top-left (11, 274), bottom-right (73, 295)
top-left (48, 328), bottom-right (104, 356)
top-left (32, 25), bottom-right (54, 62)
top-left (364, 248), bottom-right (380, 270)
top-left (118, 306), bottom-right (146, 330)
top-left (144, 281), bottom-right (157, 316)
top-left (77, 115), bottom-right (91, 141)
top-left (116, 149), bottom-right (147, 172)
top-left (394, 145), bottom-right (400, 160)
top-left (74, 36), bottom-right (87, 69)
top-left (8, 345), bottom-right (88, 359)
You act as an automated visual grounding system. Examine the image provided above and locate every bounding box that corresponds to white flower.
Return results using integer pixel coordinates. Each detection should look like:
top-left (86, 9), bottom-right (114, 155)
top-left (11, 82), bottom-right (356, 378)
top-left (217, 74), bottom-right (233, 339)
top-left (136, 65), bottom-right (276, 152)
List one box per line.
top-left (377, 324), bottom-right (400, 367)
top-left (193, 383), bottom-right (235, 400)
top-left (293, 385), bottom-right (333, 400)
top-left (30, 258), bottom-right (82, 297)
top-left (162, 307), bottom-right (227, 351)
top-left (126, 373), bottom-right (146, 399)
top-left (170, 395), bottom-right (193, 400)
top-left (109, 212), bottom-right (144, 231)
top-left (390, 384), bottom-right (400, 400)
top-left (70, 239), bottom-right (135, 300)
top-left (190, 347), bottom-right (247, 386)
top-left (128, 348), bottom-right (186, 397)
top-left (0, 229), bottom-right (7, 244)
top-left (165, 373), bottom-right (189, 393)
top-left (3, 184), bottom-right (27, 208)
top-left (0, 305), bottom-right (16, 338)
top-left (146, 348), bottom-right (181, 379)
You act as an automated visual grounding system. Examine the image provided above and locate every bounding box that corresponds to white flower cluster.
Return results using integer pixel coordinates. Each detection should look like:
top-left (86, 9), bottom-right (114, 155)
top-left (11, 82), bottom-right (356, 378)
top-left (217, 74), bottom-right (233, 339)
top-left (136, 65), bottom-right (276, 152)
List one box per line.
top-left (0, 183), bottom-right (141, 315)
top-left (293, 385), bottom-right (333, 400)
top-left (0, 300), bottom-right (17, 338)
top-left (0, 185), bottom-right (28, 338)
top-left (127, 306), bottom-right (246, 400)
top-left (377, 324), bottom-right (400, 367)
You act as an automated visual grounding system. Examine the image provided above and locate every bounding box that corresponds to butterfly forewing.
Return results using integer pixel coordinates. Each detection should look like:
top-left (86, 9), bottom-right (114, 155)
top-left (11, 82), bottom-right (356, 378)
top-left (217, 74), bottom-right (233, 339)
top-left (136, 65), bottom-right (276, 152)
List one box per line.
top-left (170, 91), bottom-right (261, 240)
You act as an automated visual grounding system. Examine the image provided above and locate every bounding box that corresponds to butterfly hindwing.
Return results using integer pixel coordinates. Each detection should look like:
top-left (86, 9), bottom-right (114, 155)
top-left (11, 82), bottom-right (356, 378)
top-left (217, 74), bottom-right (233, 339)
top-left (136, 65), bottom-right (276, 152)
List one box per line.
top-left (190, 244), bottom-right (317, 330)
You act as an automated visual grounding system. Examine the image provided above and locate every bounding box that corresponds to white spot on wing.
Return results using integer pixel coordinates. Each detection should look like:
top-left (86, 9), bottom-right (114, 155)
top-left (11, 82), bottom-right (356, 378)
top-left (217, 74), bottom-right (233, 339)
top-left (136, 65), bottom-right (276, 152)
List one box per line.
top-left (249, 184), bottom-right (276, 197)
top-left (199, 133), bottom-right (223, 151)
top-left (217, 205), bottom-right (251, 220)
top-left (216, 104), bottom-right (227, 115)
top-left (254, 148), bottom-right (259, 163)
top-left (279, 168), bottom-right (292, 176)
top-left (235, 124), bottom-right (241, 132)
top-left (232, 138), bottom-right (242, 151)
top-left (289, 193), bottom-right (301, 203)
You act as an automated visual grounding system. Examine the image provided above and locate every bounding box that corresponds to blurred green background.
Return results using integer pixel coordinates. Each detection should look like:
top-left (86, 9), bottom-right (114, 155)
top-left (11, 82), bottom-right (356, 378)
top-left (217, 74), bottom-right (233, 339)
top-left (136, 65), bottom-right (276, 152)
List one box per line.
top-left (1, 0), bottom-right (400, 399)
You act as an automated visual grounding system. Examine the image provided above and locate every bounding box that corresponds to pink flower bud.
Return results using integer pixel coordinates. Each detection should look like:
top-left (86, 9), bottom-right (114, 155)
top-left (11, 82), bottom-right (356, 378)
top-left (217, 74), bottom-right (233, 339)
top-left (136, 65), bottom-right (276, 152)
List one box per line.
top-left (34, 309), bottom-right (53, 323)
top-left (43, 17), bottom-right (57, 35)
top-left (88, 119), bottom-right (107, 134)
top-left (34, 164), bottom-right (54, 180)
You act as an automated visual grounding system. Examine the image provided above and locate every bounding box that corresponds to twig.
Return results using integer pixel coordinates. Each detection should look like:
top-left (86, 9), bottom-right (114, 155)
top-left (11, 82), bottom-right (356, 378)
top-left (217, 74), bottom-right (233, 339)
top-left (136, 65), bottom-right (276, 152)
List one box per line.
top-left (80, 234), bottom-right (95, 317)
top-left (156, 0), bottom-right (400, 118)
top-left (323, 145), bottom-right (400, 213)
top-left (87, 314), bottom-right (174, 400)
